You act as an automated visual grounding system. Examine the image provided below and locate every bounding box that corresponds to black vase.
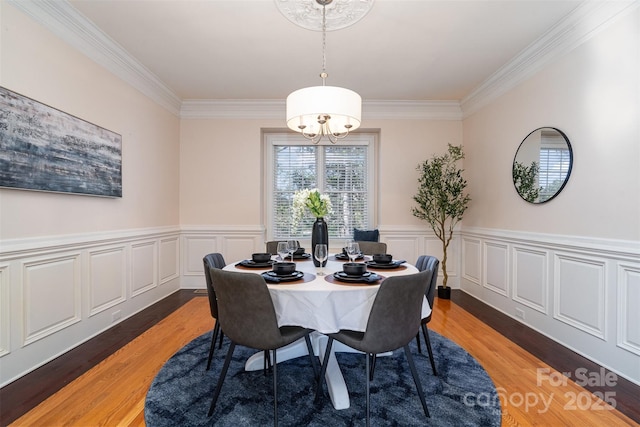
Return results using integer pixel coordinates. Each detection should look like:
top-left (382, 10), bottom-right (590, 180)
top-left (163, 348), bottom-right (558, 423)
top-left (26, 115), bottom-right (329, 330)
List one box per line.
top-left (311, 217), bottom-right (328, 267)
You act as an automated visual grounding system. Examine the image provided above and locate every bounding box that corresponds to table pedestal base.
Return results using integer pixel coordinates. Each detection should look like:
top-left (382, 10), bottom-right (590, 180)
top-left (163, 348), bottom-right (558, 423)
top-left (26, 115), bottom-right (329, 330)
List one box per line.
top-left (244, 332), bottom-right (391, 410)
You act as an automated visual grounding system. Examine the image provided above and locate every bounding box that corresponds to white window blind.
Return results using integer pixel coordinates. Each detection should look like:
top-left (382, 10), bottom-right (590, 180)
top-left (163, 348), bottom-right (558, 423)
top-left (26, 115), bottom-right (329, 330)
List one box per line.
top-left (538, 130), bottom-right (571, 202)
top-left (266, 133), bottom-right (375, 241)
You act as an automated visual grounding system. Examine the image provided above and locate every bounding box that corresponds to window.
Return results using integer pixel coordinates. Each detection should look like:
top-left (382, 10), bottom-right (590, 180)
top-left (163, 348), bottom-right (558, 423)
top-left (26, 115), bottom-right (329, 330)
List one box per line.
top-left (265, 132), bottom-right (376, 241)
top-left (538, 132), bottom-right (571, 202)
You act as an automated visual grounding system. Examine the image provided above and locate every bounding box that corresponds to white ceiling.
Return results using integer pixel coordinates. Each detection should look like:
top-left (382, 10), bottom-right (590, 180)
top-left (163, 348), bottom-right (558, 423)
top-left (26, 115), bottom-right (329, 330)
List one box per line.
top-left (63, 0), bottom-right (583, 103)
top-left (14, 0), bottom-right (635, 116)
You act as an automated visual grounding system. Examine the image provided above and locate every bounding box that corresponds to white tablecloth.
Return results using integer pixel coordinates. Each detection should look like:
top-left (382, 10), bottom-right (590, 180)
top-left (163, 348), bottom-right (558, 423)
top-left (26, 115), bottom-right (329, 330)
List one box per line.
top-left (225, 257), bottom-right (431, 334)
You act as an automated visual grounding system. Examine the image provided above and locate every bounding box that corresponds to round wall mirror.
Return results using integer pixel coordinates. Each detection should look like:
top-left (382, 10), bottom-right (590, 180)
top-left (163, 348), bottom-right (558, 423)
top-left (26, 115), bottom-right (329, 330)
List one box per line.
top-left (512, 127), bottom-right (573, 204)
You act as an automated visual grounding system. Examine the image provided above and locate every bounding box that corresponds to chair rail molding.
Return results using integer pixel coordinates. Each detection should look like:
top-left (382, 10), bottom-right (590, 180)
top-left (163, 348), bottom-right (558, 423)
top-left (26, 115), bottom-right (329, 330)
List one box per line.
top-left (459, 226), bottom-right (640, 387)
top-left (0, 226), bottom-right (181, 260)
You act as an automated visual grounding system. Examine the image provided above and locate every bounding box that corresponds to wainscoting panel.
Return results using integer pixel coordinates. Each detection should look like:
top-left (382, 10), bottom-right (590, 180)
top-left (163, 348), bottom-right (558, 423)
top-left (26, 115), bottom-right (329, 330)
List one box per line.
top-left (512, 246), bottom-right (548, 313)
top-left (22, 254), bottom-right (81, 346)
top-left (159, 237), bottom-right (179, 285)
top-left (379, 226), bottom-right (461, 288)
top-left (131, 241), bottom-right (157, 297)
top-left (385, 236), bottom-right (420, 265)
top-left (180, 226), bottom-right (264, 289)
top-left (88, 247), bottom-right (126, 317)
top-left (183, 236), bottom-right (218, 276)
top-left (484, 241), bottom-right (509, 296)
top-left (0, 227), bottom-right (181, 387)
top-left (617, 262), bottom-right (640, 356)
top-left (0, 264), bottom-right (9, 357)
top-left (554, 253), bottom-right (606, 340)
top-left (222, 237), bottom-right (261, 264)
top-left (460, 227), bottom-right (640, 386)
top-left (462, 236), bottom-right (482, 286)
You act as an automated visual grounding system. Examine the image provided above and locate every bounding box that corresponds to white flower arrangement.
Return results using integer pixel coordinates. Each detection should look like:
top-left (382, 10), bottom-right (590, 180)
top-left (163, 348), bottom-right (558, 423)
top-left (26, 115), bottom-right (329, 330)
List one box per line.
top-left (292, 189), bottom-right (332, 225)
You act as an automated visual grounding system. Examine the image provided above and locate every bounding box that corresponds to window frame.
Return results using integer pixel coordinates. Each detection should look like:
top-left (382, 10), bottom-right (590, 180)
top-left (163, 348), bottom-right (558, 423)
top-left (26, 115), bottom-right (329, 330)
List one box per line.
top-left (264, 131), bottom-right (377, 243)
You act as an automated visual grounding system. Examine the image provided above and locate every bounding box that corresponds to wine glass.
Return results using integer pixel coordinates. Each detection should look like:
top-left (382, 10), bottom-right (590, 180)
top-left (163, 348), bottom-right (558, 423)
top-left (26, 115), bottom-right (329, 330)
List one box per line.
top-left (314, 244), bottom-right (328, 276)
top-left (276, 241), bottom-right (288, 262)
top-left (286, 240), bottom-right (299, 262)
top-left (346, 240), bottom-right (360, 263)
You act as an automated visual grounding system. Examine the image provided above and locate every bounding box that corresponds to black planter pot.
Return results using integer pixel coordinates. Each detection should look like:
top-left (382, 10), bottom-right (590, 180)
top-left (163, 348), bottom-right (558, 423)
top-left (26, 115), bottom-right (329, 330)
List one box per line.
top-left (437, 286), bottom-right (451, 299)
top-left (311, 217), bottom-right (328, 267)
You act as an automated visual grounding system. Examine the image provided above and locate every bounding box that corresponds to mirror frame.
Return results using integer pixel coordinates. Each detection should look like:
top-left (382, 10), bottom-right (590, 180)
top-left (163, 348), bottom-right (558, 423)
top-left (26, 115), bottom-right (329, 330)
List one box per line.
top-left (512, 127), bottom-right (573, 204)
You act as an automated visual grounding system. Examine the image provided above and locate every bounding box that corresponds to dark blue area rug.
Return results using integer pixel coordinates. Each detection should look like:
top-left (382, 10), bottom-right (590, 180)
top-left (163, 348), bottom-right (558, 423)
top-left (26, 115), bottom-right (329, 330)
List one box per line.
top-left (145, 330), bottom-right (501, 426)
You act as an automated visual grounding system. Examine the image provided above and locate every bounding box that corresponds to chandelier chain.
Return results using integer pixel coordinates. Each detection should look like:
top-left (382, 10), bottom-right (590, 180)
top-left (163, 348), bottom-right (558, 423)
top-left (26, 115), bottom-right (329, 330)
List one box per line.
top-left (321, 3), bottom-right (327, 85)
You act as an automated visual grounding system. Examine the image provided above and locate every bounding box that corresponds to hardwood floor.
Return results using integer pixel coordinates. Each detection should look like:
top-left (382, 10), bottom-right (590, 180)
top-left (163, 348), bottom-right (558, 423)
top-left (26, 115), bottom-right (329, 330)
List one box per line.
top-left (3, 290), bottom-right (638, 426)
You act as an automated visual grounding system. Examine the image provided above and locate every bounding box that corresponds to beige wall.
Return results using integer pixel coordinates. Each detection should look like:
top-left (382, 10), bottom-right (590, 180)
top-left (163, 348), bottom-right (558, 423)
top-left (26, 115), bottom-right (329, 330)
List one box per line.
top-left (179, 118), bottom-right (462, 230)
top-left (462, 8), bottom-right (640, 241)
top-left (458, 9), bottom-right (640, 386)
top-left (179, 119), bottom-right (271, 226)
top-left (0, 4), bottom-right (182, 386)
top-left (0, 4), bottom-right (181, 240)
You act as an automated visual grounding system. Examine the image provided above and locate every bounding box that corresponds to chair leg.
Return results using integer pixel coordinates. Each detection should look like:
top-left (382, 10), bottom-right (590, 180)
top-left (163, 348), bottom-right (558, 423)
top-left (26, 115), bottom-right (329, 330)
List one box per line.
top-left (263, 350), bottom-right (271, 376)
top-left (304, 334), bottom-right (319, 380)
top-left (208, 342), bottom-right (236, 416)
top-left (422, 324), bottom-right (437, 376)
top-left (315, 337), bottom-right (334, 402)
top-left (415, 331), bottom-right (422, 354)
top-left (206, 323), bottom-right (220, 371)
top-left (272, 349), bottom-right (278, 427)
top-left (366, 353), bottom-right (371, 427)
top-left (218, 329), bottom-right (224, 349)
top-left (403, 344), bottom-right (430, 418)
top-left (369, 353), bottom-right (376, 381)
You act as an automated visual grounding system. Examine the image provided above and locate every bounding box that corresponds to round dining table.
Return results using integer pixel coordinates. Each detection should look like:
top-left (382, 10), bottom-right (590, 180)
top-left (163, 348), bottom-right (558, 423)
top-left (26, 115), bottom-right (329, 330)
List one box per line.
top-left (223, 253), bottom-right (430, 410)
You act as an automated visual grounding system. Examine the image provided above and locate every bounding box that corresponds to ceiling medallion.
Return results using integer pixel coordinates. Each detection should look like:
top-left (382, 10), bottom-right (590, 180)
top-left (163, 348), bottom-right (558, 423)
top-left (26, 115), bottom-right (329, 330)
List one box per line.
top-left (275, 0), bottom-right (375, 31)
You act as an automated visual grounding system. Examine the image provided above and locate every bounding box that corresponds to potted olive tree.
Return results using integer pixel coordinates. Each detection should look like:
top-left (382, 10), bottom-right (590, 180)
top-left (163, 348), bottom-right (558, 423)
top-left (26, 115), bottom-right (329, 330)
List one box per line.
top-left (512, 160), bottom-right (540, 203)
top-left (412, 144), bottom-right (471, 299)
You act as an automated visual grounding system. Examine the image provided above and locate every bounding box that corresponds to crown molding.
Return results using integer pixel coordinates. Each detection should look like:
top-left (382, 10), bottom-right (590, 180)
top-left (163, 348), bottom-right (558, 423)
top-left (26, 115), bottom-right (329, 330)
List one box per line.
top-left (7, 0), bottom-right (182, 115)
top-left (9, 0), bottom-right (637, 121)
top-left (180, 99), bottom-right (462, 120)
top-left (180, 100), bottom-right (285, 120)
top-left (363, 100), bottom-right (462, 120)
top-left (461, 0), bottom-right (639, 118)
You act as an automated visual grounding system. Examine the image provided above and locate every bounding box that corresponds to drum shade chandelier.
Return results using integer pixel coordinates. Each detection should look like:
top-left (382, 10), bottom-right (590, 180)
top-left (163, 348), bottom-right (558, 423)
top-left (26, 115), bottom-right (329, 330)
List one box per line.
top-left (283, 0), bottom-right (368, 144)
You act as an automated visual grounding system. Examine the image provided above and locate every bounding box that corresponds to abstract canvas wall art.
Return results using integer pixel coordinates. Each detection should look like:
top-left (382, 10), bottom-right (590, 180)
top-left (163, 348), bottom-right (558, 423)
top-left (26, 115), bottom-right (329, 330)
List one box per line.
top-left (0, 86), bottom-right (122, 197)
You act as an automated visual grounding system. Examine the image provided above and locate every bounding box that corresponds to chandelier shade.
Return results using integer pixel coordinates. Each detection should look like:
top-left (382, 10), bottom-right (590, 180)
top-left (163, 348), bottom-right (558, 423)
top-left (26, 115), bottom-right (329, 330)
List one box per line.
top-left (286, 85), bottom-right (362, 141)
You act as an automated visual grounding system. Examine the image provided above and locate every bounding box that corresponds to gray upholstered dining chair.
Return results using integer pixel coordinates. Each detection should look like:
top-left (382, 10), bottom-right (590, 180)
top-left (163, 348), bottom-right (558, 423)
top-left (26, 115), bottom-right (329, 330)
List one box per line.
top-left (203, 253), bottom-right (227, 371)
top-left (315, 270), bottom-right (432, 426)
top-left (414, 255), bottom-right (440, 376)
top-left (356, 241), bottom-right (387, 255)
top-left (207, 268), bottom-right (318, 426)
top-left (265, 240), bottom-right (300, 255)
top-left (265, 241), bottom-right (280, 255)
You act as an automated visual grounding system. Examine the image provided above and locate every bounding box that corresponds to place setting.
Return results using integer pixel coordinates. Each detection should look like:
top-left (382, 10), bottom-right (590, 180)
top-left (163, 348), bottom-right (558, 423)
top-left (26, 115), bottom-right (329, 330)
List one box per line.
top-left (235, 252), bottom-right (276, 269)
top-left (332, 240), bottom-right (366, 261)
top-left (328, 261), bottom-right (383, 286)
top-left (365, 253), bottom-right (408, 270)
top-left (261, 261), bottom-right (314, 284)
